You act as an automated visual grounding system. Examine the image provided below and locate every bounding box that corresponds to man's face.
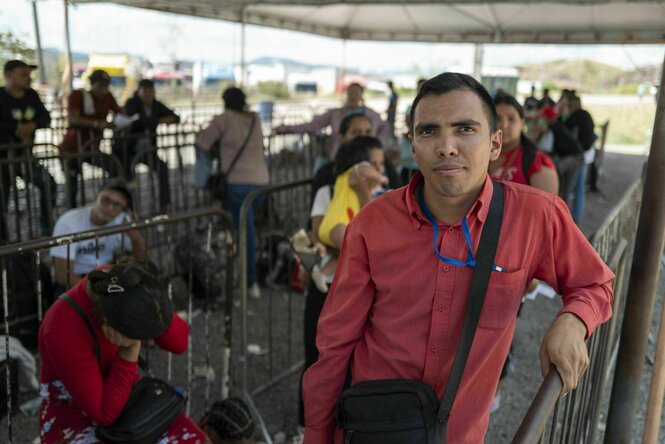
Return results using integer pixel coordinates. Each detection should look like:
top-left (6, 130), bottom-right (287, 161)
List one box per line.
top-left (5, 67), bottom-right (32, 90)
top-left (138, 86), bottom-right (155, 104)
top-left (92, 189), bottom-right (128, 224)
top-left (409, 90), bottom-right (501, 199)
top-left (346, 85), bottom-right (363, 108)
top-left (341, 116), bottom-right (372, 143)
top-left (90, 81), bottom-right (110, 99)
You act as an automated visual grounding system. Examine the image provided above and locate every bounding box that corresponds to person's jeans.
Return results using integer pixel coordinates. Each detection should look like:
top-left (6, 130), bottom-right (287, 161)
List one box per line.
top-left (572, 164), bottom-right (589, 223)
top-left (227, 183), bottom-right (265, 286)
top-left (554, 154), bottom-right (584, 207)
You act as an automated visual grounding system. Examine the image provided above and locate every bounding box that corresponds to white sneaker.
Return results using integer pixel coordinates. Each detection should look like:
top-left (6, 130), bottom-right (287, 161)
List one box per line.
top-left (248, 283), bottom-right (261, 299)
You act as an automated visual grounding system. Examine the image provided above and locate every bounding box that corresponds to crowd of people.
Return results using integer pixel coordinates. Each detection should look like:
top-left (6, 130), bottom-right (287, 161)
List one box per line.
top-left (0, 57), bottom-right (613, 444)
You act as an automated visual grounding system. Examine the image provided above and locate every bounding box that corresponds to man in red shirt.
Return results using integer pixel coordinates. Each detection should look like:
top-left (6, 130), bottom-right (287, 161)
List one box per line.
top-left (59, 69), bottom-right (122, 207)
top-left (302, 73), bottom-right (614, 443)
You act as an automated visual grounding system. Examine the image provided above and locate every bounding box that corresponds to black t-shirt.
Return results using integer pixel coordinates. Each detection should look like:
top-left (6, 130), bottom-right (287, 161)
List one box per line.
top-left (565, 109), bottom-right (596, 150)
top-left (0, 87), bottom-right (50, 146)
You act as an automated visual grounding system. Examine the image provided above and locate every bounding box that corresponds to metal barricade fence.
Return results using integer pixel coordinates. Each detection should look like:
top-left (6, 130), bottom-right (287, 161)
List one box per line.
top-left (513, 179), bottom-right (642, 443)
top-left (239, 179), bottom-right (313, 443)
top-left (0, 149), bottom-right (123, 244)
top-left (0, 207), bottom-right (236, 443)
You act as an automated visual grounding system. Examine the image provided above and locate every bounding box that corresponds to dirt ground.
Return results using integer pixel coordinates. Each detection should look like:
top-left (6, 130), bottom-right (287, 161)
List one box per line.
top-left (4, 151), bottom-right (664, 444)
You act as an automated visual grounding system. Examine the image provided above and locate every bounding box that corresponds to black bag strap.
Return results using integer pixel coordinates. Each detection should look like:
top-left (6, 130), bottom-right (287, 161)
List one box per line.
top-left (219, 113), bottom-right (257, 176)
top-left (436, 182), bottom-right (505, 436)
top-left (60, 294), bottom-right (102, 367)
top-left (59, 293), bottom-right (149, 371)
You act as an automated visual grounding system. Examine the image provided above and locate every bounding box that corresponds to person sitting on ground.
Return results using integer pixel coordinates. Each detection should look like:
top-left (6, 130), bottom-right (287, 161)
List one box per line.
top-left (50, 178), bottom-right (146, 290)
top-left (274, 82), bottom-right (389, 160)
top-left (0, 59), bottom-right (56, 239)
top-left (38, 260), bottom-right (208, 443)
top-left (113, 78), bottom-right (180, 214)
top-left (196, 86), bottom-right (269, 299)
top-left (200, 397), bottom-right (255, 444)
top-left (489, 93), bottom-right (558, 194)
top-left (59, 69), bottom-right (125, 207)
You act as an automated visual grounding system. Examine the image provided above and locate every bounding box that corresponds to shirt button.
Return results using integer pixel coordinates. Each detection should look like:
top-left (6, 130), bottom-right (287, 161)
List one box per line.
top-left (439, 305), bottom-right (445, 312)
top-left (443, 265), bottom-right (450, 272)
top-left (431, 346), bottom-right (437, 353)
top-left (448, 227), bottom-right (454, 233)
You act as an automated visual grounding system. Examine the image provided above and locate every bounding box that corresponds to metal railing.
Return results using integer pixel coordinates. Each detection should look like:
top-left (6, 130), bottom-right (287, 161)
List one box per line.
top-left (513, 179), bottom-right (642, 443)
top-left (239, 178), bottom-right (313, 443)
top-left (0, 207), bottom-right (236, 443)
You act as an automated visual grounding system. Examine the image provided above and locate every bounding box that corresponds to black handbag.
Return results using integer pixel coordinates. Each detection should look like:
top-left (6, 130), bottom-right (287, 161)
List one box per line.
top-left (59, 294), bottom-right (186, 444)
top-left (336, 182), bottom-right (505, 444)
top-left (208, 114), bottom-right (257, 200)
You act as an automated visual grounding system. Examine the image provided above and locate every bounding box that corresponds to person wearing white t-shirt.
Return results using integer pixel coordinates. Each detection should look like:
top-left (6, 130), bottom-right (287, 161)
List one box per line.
top-left (50, 179), bottom-right (146, 288)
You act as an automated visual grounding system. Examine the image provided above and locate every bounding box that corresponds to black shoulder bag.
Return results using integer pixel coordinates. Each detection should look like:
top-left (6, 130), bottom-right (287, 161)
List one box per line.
top-left (208, 114), bottom-right (257, 201)
top-left (59, 294), bottom-right (186, 444)
top-left (336, 182), bottom-right (505, 444)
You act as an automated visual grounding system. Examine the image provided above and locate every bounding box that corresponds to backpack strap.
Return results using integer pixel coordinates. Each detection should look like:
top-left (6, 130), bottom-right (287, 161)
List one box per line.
top-left (435, 182), bottom-right (505, 442)
top-left (59, 294), bottom-right (101, 367)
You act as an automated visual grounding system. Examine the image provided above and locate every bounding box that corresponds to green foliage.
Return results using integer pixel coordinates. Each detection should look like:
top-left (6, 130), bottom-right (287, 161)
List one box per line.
top-left (0, 31), bottom-right (35, 67)
top-left (586, 102), bottom-right (656, 146)
top-left (256, 81), bottom-right (290, 99)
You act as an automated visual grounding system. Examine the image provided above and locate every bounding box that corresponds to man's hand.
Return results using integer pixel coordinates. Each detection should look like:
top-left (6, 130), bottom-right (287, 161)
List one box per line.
top-left (15, 122), bottom-right (37, 143)
top-left (539, 313), bottom-right (589, 395)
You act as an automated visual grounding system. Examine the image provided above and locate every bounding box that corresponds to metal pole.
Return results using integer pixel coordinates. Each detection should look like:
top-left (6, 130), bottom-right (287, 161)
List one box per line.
top-left (240, 7), bottom-right (246, 88)
top-left (32, 0), bottom-right (47, 85)
top-left (63, 0), bottom-right (73, 94)
top-left (643, 280), bottom-right (665, 442)
top-left (605, 54), bottom-right (665, 444)
top-left (473, 43), bottom-right (484, 82)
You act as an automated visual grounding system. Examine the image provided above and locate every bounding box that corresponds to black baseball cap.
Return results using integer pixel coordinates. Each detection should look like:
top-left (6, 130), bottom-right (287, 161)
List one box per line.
top-left (4, 59), bottom-right (38, 74)
top-left (100, 178), bottom-right (133, 210)
top-left (89, 69), bottom-right (111, 85)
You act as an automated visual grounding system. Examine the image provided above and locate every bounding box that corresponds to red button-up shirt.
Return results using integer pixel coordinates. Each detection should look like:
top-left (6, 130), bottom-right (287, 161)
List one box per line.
top-left (302, 173), bottom-right (614, 443)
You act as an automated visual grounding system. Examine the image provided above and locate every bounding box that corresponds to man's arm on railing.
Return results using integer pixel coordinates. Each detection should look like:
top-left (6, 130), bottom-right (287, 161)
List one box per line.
top-left (539, 313), bottom-right (589, 394)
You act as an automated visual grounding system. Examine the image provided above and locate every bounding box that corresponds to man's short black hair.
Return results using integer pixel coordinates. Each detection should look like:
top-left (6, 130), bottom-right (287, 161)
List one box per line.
top-left (409, 72), bottom-right (497, 134)
top-left (138, 79), bottom-right (155, 89)
top-left (3, 59), bottom-right (37, 74)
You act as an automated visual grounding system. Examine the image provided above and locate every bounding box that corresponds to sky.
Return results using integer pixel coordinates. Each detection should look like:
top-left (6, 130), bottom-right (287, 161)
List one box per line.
top-left (1, 0), bottom-right (664, 75)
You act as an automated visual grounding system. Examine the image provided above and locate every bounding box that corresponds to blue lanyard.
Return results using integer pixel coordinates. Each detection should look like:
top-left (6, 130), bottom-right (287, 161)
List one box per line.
top-left (418, 188), bottom-right (505, 272)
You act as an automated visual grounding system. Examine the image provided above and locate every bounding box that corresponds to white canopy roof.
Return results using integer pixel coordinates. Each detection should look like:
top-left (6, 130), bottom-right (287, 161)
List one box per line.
top-left (72, 1), bottom-right (665, 44)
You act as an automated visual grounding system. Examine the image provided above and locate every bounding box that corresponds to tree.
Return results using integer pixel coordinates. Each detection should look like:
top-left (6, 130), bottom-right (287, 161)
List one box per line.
top-left (0, 30), bottom-right (35, 66)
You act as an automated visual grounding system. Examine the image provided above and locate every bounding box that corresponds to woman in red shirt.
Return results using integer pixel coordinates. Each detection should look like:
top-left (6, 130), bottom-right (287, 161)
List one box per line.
top-left (38, 261), bottom-right (209, 443)
top-left (489, 93), bottom-right (559, 194)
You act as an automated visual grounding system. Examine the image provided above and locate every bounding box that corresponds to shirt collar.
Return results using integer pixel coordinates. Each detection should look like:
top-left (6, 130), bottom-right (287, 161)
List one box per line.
top-left (405, 171), bottom-right (494, 229)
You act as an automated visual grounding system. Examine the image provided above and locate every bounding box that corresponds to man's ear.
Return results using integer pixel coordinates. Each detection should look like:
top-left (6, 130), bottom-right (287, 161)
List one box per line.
top-left (490, 129), bottom-right (502, 162)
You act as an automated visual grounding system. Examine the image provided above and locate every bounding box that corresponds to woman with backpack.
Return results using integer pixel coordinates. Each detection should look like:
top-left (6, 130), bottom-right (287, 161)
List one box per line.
top-left (489, 93), bottom-right (559, 194)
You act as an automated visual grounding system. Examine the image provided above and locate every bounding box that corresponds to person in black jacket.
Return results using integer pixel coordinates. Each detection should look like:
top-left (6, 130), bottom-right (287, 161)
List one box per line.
top-left (113, 79), bottom-right (180, 213)
top-left (540, 105), bottom-right (583, 206)
top-left (564, 95), bottom-right (596, 222)
top-left (0, 60), bottom-right (56, 240)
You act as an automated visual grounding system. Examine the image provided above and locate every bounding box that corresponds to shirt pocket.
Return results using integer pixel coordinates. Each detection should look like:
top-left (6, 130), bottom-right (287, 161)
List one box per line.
top-left (478, 267), bottom-right (528, 330)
